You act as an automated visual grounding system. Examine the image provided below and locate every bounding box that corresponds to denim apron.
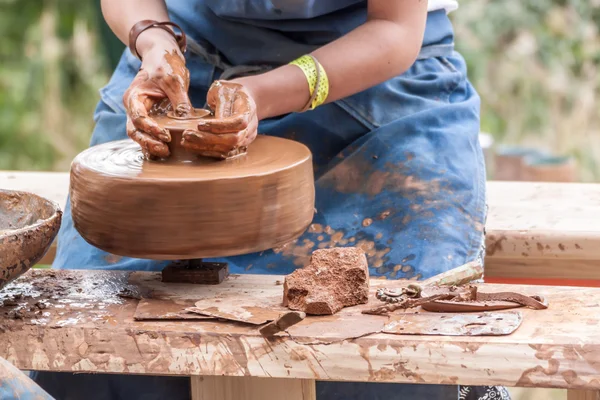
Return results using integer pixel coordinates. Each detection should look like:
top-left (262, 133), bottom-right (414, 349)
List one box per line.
top-left (31, 1), bottom-right (492, 399)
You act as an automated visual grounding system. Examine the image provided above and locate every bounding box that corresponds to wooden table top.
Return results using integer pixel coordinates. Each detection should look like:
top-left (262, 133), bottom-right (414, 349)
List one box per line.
top-left (0, 269), bottom-right (598, 390)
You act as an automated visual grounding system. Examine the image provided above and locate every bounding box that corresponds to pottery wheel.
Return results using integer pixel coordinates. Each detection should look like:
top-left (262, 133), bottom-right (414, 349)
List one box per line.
top-left (70, 135), bottom-right (315, 259)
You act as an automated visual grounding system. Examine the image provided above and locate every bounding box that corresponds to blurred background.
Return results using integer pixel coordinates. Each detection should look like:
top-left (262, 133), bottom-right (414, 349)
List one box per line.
top-left (1, 0), bottom-right (599, 182)
top-left (0, 1), bottom-right (591, 398)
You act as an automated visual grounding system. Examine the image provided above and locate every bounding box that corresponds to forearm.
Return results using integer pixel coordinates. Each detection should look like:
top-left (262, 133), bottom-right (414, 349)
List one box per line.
top-left (100, 0), bottom-right (178, 58)
top-left (235, 1), bottom-right (428, 120)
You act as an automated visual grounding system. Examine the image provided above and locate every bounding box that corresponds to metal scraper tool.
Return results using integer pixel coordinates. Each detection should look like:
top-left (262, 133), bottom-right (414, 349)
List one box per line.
top-left (382, 310), bottom-right (523, 336)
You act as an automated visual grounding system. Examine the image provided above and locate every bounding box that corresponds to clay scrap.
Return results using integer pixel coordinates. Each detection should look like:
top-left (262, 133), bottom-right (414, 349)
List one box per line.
top-left (259, 311), bottom-right (306, 337)
top-left (283, 247), bottom-right (369, 315)
top-left (364, 284), bottom-right (548, 315)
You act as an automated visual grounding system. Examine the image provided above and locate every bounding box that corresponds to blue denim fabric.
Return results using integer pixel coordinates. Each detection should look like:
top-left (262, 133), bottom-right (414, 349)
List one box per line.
top-left (33, 6), bottom-right (486, 400)
top-left (0, 358), bottom-right (53, 400)
top-left (162, 0), bottom-right (454, 66)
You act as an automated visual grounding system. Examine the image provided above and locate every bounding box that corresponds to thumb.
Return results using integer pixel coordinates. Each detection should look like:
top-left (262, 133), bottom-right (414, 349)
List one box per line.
top-left (161, 75), bottom-right (193, 117)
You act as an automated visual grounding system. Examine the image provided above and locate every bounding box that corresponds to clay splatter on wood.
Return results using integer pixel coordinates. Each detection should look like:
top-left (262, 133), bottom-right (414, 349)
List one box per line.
top-left (1, 270), bottom-right (599, 391)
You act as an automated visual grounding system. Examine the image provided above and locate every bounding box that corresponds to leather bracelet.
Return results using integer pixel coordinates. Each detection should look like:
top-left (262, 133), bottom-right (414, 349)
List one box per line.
top-left (128, 19), bottom-right (187, 60)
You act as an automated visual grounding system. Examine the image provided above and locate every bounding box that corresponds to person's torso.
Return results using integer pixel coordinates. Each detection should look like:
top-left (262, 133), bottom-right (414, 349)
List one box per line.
top-left (166, 0), bottom-right (457, 65)
top-left (199, 0), bottom-right (457, 20)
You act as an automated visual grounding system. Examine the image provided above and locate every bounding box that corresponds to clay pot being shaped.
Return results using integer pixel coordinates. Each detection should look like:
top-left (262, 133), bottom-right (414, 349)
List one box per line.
top-left (0, 190), bottom-right (62, 289)
top-left (69, 110), bottom-right (316, 260)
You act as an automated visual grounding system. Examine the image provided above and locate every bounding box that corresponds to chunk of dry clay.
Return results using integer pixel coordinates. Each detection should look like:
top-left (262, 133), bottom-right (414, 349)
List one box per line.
top-left (283, 247), bottom-right (370, 315)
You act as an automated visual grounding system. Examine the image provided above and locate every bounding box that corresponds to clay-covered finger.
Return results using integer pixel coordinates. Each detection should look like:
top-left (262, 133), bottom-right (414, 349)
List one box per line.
top-left (156, 50), bottom-right (192, 116)
top-left (196, 111), bottom-right (250, 134)
top-left (181, 137), bottom-right (235, 159)
top-left (159, 73), bottom-right (192, 117)
top-left (127, 92), bottom-right (171, 142)
top-left (182, 129), bottom-right (243, 149)
top-left (130, 130), bottom-right (170, 159)
top-left (122, 72), bottom-right (148, 106)
top-left (181, 129), bottom-right (244, 157)
top-left (127, 119), bottom-right (170, 158)
top-left (206, 81), bottom-right (238, 117)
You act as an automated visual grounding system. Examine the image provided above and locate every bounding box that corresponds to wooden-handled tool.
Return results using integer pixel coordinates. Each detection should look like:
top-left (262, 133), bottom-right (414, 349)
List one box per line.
top-left (367, 260), bottom-right (547, 315)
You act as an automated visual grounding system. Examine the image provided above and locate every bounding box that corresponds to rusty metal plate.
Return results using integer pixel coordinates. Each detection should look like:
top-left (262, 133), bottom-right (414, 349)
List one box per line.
top-left (383, 311), bottom-right (523, 336)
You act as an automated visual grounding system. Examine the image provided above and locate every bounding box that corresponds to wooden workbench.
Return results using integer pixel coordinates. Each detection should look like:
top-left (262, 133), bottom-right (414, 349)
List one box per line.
top-left (485, 181), bottom-right (600, 286)
top-left (2, 171), bottom-right (600, 286)
top-left (0, 269), bottom-right (598, 399)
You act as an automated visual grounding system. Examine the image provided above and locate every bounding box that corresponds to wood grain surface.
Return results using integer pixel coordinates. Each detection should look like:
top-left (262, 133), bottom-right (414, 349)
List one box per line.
top-left (0, 270), bottom-right (598, 390)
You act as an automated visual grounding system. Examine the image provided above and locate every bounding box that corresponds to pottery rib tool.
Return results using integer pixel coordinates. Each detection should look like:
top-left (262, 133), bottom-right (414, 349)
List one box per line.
top-left (373, 260), bottom-right (484, 306)
top-left (69, 108), bottom-right (315, 284)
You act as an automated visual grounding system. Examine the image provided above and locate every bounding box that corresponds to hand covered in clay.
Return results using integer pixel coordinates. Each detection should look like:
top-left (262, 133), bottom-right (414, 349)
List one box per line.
top-left (181, 80), bottom-right (258, 159)
top-left (123, 48), bottom-right (192, 158)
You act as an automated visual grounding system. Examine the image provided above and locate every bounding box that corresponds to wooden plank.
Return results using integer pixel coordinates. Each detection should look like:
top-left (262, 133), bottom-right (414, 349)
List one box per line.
top-left (484, 181), bottom-right (600, 281)
top-left (567, 390), bottom-right (600, 400)
top-left (484, 258), bottom-right (600, 282)
top-left (190, 376), bottom-right (315, 400)
top-left (3, 171), bottom-right (600, 280)
top-left (0, 270), bottom-right (599, 391)
top-left (0, 171), bottom-right (69, 210)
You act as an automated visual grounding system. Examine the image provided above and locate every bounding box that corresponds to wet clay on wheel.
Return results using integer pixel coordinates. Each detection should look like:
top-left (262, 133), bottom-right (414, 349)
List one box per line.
top-left (69, 130), bottom-right (315, 260)
top-left (151, 108), bottom-right (211, 162)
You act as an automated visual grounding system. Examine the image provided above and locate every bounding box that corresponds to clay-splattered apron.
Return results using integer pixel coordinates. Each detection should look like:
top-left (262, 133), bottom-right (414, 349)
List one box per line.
top-left (36, 2), bottom-right (493, 399)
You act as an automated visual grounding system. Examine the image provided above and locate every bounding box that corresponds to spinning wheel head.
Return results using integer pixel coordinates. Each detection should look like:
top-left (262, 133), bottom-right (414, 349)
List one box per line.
top-left (69, 134), bottom-right (315, 260)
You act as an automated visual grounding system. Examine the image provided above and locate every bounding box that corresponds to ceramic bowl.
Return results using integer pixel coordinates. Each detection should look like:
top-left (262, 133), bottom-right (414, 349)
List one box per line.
top-left (0, 190), bottom-right (62, 289)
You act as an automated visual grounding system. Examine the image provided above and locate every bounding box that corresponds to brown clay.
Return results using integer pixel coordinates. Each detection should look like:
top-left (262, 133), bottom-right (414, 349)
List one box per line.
top-left (179, 81), bottom-right (258, 160)
top-left (69, 135), bottom-right (315, 259)
top-left (0, 190), bottom-right (61, 289)
top-left (152, 109), bottom-right (211, 162)
top-left (420, 289), bottom-right (548, 313)
top-left (283, 247), bottom-right (370, 315)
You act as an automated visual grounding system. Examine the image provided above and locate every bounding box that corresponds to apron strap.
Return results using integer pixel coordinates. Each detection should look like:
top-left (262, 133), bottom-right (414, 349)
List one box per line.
top-left (187, 38), bottom-right (456, 83)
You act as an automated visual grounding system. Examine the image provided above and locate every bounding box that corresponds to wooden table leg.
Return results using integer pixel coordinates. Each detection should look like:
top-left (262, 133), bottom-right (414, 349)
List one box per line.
top-left (190, 376), bottom-right (316, 400)
top-left (567, 389), bottom-right (600, 400)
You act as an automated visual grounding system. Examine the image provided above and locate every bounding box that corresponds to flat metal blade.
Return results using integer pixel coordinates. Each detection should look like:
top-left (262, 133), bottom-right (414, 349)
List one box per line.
top-left (382, 310), bottom-right (522, 336)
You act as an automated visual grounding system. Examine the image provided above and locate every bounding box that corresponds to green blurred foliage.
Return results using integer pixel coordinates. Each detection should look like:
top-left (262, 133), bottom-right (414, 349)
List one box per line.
top-left (0, 0), bottom-right (599, 180)
top-left (452, 0), bottom-right (600, 181)
top-left (0, 0), bottom-right (110, 171)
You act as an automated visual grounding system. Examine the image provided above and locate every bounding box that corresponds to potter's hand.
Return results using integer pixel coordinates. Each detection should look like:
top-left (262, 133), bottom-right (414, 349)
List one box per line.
top-left (123, 45), bottom-right (192, 158)
top-left (181, 81), bottom-right (258, 159)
